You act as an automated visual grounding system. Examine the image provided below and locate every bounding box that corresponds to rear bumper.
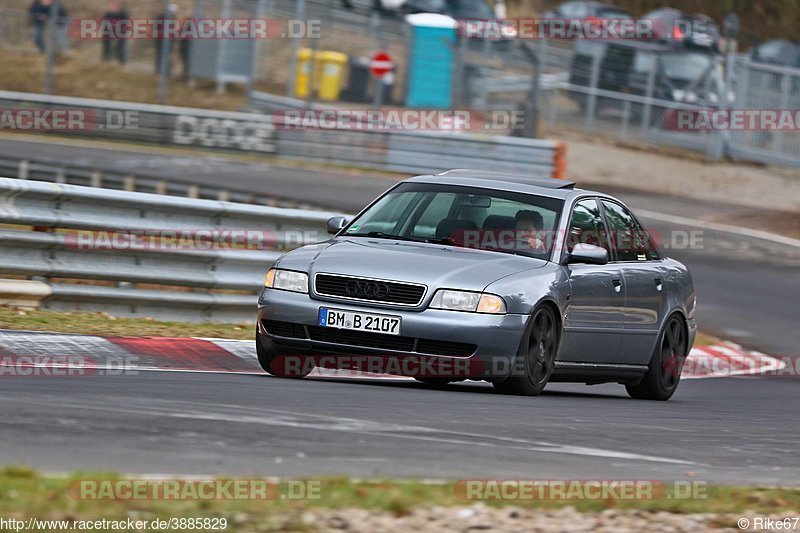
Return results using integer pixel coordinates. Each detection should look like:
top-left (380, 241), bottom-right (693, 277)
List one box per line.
top-left (256, 288), bottom-right (528, 380)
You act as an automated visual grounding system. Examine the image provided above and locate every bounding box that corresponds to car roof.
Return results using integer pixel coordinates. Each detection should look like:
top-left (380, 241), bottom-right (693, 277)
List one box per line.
top-left (402, 169), bottom-right (581, 200)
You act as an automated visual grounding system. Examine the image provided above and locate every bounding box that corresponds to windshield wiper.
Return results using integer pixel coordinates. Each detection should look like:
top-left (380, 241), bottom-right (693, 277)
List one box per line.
top-left (347, 232), bottom-right (427, 243)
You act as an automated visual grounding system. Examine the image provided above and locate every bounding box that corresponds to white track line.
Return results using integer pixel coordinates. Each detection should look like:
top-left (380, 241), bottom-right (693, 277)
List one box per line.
top-left (636, 209), bottom-right (800, 248)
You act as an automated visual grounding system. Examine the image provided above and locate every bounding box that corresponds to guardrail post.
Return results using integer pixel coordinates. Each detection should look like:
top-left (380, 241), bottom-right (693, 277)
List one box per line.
top-left (55, 168), bottom-right (66, 183)
top-left (90, 171), bottom-right (102, 188)
top-left (187, 185), bottom-right (200, 199)
top-left (641, 61), bottom-right (657, 135)
top-left (552, 142), bottom-right (567, 180)
top-left (123, 175), bottom-right (136, 191)
top-left (18, 160), bottom-right (29, 180)
top-left (156, 181), bottom-right (167, 195)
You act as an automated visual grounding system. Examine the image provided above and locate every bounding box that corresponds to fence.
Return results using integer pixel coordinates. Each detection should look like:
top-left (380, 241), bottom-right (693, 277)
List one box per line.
top-left (465, 39), bottom-right (800, 169)
top-left (0, 91), bottom-right (566, 179)
top-left (727, 59), bottom-right (800, 168)
top-left (0, 177), bottom-right (342, 322)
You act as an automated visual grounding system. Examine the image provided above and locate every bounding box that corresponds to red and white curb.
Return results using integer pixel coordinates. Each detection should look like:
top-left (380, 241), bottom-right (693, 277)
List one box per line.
top-left (0, 330), bottom-right (786, 381)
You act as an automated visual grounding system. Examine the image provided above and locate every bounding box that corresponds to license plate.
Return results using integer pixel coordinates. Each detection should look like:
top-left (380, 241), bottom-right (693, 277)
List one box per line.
top-left (318, 308), bottom-right (401, 336)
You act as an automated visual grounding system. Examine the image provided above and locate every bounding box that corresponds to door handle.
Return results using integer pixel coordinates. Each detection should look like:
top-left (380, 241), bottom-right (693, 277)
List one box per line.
top-left (612, 279), bottom-right (622, 293)
top-left (654, 278), bottom-right (663, 292)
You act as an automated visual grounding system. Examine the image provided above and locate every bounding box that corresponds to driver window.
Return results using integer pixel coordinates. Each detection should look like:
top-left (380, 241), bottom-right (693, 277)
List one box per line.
top-left (567, 199), bottom-right (610, 253)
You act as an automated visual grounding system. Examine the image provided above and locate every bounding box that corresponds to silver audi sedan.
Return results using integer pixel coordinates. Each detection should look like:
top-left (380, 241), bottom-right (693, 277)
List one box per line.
top-left (256, 170), bottom-right (697, 400)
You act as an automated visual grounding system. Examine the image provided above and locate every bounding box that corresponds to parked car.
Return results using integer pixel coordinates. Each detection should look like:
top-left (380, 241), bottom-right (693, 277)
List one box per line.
top-left (256, 170), bottom-right (697, 400)
top-left (750, 39), bottom-right (800, 68)
top-left (642, 7), bottom-right (720, 52)
top-left (543, 1), bottom-right (631, 22)
top-left (569, 40), bottom-right (725, 119)
top-left (403, 0), bottom-right (495, 18)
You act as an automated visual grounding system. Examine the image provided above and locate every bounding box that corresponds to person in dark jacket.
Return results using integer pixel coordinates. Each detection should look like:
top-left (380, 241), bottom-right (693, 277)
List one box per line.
top-left (29, 0), bottom-right (68, 54)
top-left (101, 0), bottom-right (129, 64)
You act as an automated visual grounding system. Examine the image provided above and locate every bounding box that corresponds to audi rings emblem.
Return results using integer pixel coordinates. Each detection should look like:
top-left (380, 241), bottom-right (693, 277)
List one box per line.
top-left (345, 280), bottom-right (390, 299)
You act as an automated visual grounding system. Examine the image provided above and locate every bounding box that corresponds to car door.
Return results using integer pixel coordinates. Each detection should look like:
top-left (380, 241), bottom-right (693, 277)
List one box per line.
top-left (560, 198), bottom-right (625, 364)
top-left (600, 200), bottom-right (667, 365)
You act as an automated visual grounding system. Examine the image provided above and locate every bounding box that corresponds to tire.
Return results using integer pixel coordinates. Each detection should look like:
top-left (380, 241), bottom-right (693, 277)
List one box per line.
top-left (494, 305), bottom-right (559, 397)
top-left (255, 331), bottom-right (313, 378)
top-left (626, 315), bottom-right (687, 401)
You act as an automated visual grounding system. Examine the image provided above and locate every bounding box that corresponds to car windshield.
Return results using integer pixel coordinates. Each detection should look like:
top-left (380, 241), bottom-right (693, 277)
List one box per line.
top-left (660, 52), bottom-right (713, 81)
top-left (343, 182), bottom-right (564, 260)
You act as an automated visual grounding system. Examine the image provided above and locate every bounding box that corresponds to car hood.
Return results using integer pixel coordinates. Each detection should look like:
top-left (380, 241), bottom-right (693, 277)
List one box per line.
top-left (277, 237), bottom-right (547, 292)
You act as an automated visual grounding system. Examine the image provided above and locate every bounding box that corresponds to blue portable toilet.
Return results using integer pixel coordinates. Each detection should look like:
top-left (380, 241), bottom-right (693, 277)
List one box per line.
top-left (405, 13), bottom-right (457, 109)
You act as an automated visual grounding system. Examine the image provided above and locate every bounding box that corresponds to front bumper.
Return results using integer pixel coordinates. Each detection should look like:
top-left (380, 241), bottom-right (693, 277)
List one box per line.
top-left (256, 288), bottom-right (528, 380)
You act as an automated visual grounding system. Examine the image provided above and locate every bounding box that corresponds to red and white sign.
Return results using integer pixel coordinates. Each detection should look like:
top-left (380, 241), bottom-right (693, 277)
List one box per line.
top-left (369, 50), bottom-right (393, 78)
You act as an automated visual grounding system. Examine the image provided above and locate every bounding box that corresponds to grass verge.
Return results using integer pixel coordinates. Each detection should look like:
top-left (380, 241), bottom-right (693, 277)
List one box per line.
top-left (0, 306), bottom-right (722, 347)
top-left (0, 306), bottom-right (252, 340)
top-left (0, 467), bottom-right (798, 530)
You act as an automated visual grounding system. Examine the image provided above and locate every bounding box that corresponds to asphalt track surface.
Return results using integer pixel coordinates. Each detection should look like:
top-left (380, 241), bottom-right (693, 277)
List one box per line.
top-left (1, 372), bottom-right (799, 484)
top-left (0, 136), bottom-right (798, 482)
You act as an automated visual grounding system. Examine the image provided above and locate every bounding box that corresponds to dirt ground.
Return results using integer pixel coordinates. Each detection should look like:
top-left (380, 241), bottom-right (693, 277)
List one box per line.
top-left (559, 129), bottom-right (800, 219)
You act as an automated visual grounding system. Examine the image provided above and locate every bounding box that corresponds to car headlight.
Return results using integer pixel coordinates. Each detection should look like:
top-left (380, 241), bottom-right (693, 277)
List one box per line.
top-left (429, 290), bottom-right (507, 315)
top-left (264, 268), bottom-right (308, 293)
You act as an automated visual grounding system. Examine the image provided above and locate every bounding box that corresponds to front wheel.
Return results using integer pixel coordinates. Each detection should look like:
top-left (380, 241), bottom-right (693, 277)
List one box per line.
top-left (626, 315), bottom-right (687, 401)
top-left (494, 305), bottom-right (559, 396)
top-left (255, 332), bottom-right (313, 378)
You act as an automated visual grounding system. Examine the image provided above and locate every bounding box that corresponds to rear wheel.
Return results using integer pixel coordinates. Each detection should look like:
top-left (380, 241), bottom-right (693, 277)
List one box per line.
top-left (494, 305), bottom-right (559, 397)
top-left (626, 315), bottom-right (687, 401)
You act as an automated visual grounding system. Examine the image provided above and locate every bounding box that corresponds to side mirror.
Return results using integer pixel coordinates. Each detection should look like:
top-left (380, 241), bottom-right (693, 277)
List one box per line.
top-left (567, 243), bottom-right (609, 265)
top-left (326, 216), bottom-right (348, 235)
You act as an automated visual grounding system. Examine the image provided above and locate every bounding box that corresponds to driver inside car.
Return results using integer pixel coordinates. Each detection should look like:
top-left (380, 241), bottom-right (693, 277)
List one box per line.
top-left (515, 210), bottom-right (547, 252)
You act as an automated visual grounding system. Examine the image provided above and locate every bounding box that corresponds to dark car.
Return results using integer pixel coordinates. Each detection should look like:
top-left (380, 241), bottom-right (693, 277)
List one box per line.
top-left (403, 0), bottom-right (493, 18)
top-left (642, 7), bottom-right (720, 52)
top-left (569, 40), bottom-right (724, 116)
top-left (750, 39), bottom-right (800, 68)
top-left (543, 1), bottom-right (631, 22)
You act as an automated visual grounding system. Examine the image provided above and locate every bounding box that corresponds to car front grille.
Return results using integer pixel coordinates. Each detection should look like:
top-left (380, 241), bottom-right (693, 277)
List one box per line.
top-left (262, 320), bottom-right (476, 357)
top-left (314, 274), bottom-right (426, 306)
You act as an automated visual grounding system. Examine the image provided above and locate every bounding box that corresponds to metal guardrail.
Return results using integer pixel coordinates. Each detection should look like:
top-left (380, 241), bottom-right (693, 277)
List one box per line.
top-left (0, 177), bottom-right (344, 323)
top-left (0, 91), bottom-right (565, 179)
top-left (0, 155), bottom-right (309, 208)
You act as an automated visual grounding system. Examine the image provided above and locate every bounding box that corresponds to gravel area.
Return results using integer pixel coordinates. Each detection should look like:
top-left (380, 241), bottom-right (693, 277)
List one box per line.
top-left (243, 505), bottom-right (794, 532)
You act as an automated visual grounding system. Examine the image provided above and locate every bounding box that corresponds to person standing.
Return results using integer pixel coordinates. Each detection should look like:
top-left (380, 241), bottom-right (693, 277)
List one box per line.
top-left (101, 0), bottom-right (129, 64)
top-left (29, 0), bottom-right (49, 53)
top-left (29, 0), bottom-right (68, 54)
